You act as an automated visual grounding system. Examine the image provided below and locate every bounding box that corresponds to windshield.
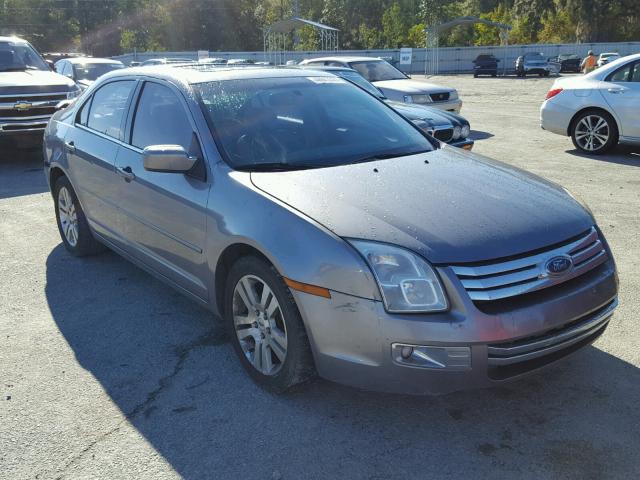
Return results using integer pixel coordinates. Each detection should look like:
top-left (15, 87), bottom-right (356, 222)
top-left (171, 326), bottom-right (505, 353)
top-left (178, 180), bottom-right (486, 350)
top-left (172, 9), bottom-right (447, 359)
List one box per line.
top-left (333, 70), bottom-right (384, 98)
top-left (196, 76), bottom-right (433, 171)
top-left (73, 63), bottom-right (124, 81)
top-left (349, 60), bottom-right (407, 82)
top-left (525, 53), bottom-right (545, 60)
top-left (0, 42), bottom-right (49, 72)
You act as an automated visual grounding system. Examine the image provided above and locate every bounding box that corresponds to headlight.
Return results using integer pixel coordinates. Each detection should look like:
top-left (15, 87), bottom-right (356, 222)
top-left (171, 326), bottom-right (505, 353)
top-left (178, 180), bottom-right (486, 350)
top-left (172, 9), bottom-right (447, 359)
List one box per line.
top-left (403, 95), bottom-right (413, 103)
top-left (461, 124), bottom-right (470, 138)
top-left (449, 90), bottom-right (459, 100)
top-left (348, 240), bottom-right (448, 313)
top-left (67, 87), bottom-right (81, 99)
top-left (452, 126), bottom-right (462, 140)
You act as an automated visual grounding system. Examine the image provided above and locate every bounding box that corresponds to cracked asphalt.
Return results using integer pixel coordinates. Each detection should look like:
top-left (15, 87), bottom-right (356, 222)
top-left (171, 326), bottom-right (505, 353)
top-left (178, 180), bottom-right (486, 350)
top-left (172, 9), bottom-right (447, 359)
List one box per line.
top-left (1, 75), bottom-right (640, 480)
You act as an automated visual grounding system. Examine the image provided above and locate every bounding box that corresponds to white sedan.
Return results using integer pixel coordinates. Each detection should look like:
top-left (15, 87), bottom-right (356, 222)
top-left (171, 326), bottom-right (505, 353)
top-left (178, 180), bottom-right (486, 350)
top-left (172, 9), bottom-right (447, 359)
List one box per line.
top-left (540, 53), bottom-right (640, 154)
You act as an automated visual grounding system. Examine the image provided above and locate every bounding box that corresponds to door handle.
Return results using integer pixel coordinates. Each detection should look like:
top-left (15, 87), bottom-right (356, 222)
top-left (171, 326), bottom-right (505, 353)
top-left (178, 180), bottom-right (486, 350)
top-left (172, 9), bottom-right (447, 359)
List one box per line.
top-left (116, 166), bottom-right (136, 182)
top-left (607, 88), bottom-right (625, 94)
top-left (64, 141), bottom-right (76, 153)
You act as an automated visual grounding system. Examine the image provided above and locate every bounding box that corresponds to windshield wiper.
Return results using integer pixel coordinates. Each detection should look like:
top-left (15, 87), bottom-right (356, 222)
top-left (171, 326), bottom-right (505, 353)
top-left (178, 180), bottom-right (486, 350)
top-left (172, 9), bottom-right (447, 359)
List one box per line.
top-left (350, 149), bottom-right (432, 165)
top-left (237, 162), bottom-right (317, 172)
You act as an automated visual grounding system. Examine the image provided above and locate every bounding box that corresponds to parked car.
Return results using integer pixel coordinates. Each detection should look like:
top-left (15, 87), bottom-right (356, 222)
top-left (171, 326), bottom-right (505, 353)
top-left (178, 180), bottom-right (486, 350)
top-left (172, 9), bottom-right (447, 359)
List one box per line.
top-left (300, 56), bottom-right (462, 112)
top-left (515, 53), bottom-right (553, 77)
top-left (541, 53), bottom-right (640, 154)
top-left (140, 57), bottom-right (192, 66)
top-left (227, 59), bottom-right (255, 65)
top-left (472, 54), bottom-right (499, 77)
top-left (549, 54), bottom-right (582, 73)
top-left (199, 58), bottom-right (227, 65)
top-left (55, 57), bottom-right (125, 90)
top-left (597, 52), bottom-right (621, 68)
top-left (44, 65), bottom-right (618, 395)
top-left (301, 65), bottom-right (473, 149)
top-left (0, 36), bottom-right (80, 148)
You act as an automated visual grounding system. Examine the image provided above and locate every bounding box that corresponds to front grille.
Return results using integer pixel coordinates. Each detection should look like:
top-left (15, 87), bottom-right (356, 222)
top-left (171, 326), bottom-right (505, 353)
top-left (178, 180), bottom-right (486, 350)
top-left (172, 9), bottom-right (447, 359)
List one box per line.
top-left (0, 107), bottom-right (57, 119)
top-left (430, 92), bottom-right (450, 102)
top-left (451, 227), bottom-right (608, 302)
top-left (432, 128), bottom-right (453, 142)
top-left (487, 299), bottom-right (616, 379)
top-left (0, 93), bottom-right (67, 104)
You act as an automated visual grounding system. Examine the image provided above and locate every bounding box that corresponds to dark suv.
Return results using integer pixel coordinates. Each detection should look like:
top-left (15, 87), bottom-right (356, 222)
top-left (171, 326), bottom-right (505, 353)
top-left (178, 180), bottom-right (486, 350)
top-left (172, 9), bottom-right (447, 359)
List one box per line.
top-left (0, 36), bottom-right (80, 148)
top-left (472, 54), bottom-right (500, 77)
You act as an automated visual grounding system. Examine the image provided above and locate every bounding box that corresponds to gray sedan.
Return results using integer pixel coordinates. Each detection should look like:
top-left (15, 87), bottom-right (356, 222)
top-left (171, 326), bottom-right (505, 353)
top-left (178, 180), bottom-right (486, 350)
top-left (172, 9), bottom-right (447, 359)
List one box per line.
top-left (44, 66), bottom-right (618, 395)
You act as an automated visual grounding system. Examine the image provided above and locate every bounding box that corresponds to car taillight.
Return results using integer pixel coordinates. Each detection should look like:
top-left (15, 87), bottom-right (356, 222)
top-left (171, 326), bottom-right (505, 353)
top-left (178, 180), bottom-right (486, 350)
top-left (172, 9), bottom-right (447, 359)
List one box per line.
top-left (546, 88), bottom-right (563, 100)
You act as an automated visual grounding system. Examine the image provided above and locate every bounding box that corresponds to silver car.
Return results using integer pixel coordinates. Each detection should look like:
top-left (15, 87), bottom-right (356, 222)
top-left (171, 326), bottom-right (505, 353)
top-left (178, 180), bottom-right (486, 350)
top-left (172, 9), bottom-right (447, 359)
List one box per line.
top-left (541, 53), bottom-right (640, 153)
top-left (44, 66), bottom-right (618, 395)
top-left (299, 56), bottom-right (462, 112)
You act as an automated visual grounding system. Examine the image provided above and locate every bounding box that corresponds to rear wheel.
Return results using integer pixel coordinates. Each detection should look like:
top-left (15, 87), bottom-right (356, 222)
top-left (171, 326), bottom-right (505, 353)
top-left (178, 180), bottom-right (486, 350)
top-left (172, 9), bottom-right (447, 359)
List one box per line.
top-left (53, 176), bottom-right (105, 256)
top-left (224, 256), bottom-right (315, 392)
top-left (571, 110), bottom-right (618, 154)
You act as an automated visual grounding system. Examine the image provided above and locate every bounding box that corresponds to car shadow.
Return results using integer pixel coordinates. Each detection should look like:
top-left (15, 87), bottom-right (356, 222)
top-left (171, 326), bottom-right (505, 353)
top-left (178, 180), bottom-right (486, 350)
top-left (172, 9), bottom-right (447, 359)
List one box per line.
top-left (0, 146), bottom-right (49, 199)
top-left (44, 243), bottom-right (640, 478)
top-left (469, 130), bottom-right (495, 141)
top-left (566, 144), bottom-right (640, 166)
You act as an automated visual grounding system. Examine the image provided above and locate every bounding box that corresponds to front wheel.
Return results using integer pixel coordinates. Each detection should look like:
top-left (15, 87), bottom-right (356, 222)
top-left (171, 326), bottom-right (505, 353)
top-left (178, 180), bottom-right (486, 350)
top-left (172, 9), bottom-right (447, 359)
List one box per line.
top-left (571, 110), bottom-right (618, 154)
top-left (225, 256), bottom-right (316, 392)
top-left (53, 176), bottom-right (105, 256)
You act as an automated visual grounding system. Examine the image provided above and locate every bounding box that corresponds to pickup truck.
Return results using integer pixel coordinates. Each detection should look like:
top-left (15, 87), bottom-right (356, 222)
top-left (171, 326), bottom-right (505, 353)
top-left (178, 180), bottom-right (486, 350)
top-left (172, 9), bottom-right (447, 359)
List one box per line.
top-left (1, 36), bottom-right (80, 148)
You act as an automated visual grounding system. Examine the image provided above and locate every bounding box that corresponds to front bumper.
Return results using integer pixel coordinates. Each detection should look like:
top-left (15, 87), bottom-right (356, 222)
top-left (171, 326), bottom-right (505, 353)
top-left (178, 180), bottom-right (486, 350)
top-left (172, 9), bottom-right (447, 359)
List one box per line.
top-left (293, 258), bottom-right (618, 395)
top-left (0, 117), bottom-right (49, 137)
top-left (427, 98), bottom-right (462, 113)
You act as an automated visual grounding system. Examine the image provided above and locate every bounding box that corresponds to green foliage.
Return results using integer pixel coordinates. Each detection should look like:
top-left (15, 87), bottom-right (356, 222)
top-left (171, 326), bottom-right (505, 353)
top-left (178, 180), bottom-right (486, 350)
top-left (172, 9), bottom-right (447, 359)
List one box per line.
top-left (0, 0), bottom-right (637, 55)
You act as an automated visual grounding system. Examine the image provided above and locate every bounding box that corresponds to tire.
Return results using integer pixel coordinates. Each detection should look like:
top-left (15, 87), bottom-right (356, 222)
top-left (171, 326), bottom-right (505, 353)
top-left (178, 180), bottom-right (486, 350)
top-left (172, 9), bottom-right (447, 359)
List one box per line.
top-left (570, 110), bottom-right (618, 155)
top-left (544, 71), bottom-right (550, 77)
top-left (53, 176), bottom-right (105, 256)
top-left (224, 256), bottom-right (316, 392)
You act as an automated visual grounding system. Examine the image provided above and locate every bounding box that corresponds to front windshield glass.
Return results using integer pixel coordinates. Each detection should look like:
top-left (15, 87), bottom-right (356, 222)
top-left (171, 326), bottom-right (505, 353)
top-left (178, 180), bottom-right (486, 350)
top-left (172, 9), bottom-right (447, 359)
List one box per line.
top-left (196, 76), bottom-right (433, 171)
top-left (525, 53), bottom-right (545, 60)
top-left (349, 60), bottom-right (407, 82)
top-left (0, 41), bottom-right (49, 72)
top-left (333, 70), bottom-right (384, 98)
top-left (73, 63), bottom-right (124, 81)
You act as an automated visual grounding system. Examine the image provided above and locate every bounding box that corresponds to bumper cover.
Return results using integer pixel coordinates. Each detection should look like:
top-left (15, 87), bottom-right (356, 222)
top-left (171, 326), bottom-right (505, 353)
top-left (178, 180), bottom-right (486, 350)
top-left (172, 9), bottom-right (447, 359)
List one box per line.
top-left (293, 257), bottom-right (618, 395)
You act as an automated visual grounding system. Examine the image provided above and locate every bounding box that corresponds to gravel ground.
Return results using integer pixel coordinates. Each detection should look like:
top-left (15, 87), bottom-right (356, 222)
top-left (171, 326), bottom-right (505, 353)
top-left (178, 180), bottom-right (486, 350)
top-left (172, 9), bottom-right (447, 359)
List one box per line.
top-left (1, 75), bottom-right (639, 480)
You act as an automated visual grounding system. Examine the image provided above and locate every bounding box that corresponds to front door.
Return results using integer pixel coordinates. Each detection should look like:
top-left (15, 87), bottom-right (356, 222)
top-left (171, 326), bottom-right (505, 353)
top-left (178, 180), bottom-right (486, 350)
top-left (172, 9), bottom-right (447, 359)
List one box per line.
top-left (602, 60), bottom-right (640, 138)
top-left (114, 81), bottom-right (210, 300)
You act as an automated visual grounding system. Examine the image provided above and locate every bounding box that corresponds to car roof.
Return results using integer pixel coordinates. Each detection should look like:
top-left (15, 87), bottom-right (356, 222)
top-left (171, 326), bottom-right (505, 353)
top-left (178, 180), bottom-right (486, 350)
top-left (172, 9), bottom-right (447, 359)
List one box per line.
top-left (299, 65), bottom-right (355, 72)
top-left (0, 36), bottom-right (28, 44)
top-left (66, 57), bottom-right (123, 65)
top-left (100, 65), bottom-right (336, 87)
top-left (301, 56), bottom-right (383, 63)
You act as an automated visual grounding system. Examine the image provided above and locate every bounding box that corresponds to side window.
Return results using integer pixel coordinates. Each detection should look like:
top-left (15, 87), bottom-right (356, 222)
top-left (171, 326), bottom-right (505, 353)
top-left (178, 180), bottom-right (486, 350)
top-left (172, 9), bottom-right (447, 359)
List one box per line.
top-left (77, 98), bottom-right (91, 126)
top-left (86, 81), bottom-right (136, 139)
top-left (608, 64), bottom-right (632, 82)
top-left (631, 62), bottom-right (640, 82)
top-left (55, 61), bottom-right (64, 74)
top-left (131, 82), bottom-right (193, 150)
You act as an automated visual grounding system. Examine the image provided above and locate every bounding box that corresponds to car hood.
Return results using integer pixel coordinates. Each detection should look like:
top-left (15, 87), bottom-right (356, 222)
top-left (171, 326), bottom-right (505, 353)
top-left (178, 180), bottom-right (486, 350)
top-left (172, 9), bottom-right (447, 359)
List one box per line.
top-left (0, 70), bottom-right (75, 94)
top-left (372, 78), bottom-right (452, 94)
top-left (250, 149), bottom-right (593, 264)
top-left (386, 100), bottom-right (455, 126)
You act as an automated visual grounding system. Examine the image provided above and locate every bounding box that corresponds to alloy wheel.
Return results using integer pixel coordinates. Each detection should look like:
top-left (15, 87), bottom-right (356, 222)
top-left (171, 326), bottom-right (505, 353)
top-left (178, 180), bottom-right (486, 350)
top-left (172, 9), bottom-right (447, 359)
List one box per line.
top-left (58, 186), bottom-right (79, 247)
top-left (232, 275), bottom-right (288, 376)
top-left (574, 115), bottom-right (610, 152)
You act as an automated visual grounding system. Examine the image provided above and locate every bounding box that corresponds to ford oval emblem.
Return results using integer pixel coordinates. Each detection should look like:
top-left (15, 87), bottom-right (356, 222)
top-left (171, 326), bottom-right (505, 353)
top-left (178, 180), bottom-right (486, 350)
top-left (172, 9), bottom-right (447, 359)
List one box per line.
top-left (545, 255), bottom-right (573, 276)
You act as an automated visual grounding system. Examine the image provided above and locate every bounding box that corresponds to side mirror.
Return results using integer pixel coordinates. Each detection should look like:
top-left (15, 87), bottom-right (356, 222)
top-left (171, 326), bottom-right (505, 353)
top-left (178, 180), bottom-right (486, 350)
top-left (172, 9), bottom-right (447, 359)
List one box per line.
top-left (55, 99), bottom-right (74, 111)
top-left (142, 145), bottom-right (197, 173)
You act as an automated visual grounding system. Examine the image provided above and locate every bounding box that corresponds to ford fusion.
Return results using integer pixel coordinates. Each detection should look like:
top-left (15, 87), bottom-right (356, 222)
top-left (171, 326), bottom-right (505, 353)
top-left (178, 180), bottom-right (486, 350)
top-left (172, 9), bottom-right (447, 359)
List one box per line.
top-left (43, 66), bottom-right (618, 395)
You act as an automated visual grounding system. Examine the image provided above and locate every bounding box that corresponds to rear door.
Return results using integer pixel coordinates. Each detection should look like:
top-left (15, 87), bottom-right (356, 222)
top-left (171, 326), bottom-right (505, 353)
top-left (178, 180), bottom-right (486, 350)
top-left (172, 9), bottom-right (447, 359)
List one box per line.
top-left (114, 80), bottom-right (210, 299)
top-left (64, 80), bottom-right (137, 244)
top-left (602, 60), bottom-right (640, 138)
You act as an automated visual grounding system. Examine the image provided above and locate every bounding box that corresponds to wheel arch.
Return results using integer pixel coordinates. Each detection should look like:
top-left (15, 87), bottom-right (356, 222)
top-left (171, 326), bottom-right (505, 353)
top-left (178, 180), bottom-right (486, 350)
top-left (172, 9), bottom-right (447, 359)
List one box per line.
top-left (567, 106), bottom-right (620, 137)
top-left (49, 166), bottom-right (67, 195)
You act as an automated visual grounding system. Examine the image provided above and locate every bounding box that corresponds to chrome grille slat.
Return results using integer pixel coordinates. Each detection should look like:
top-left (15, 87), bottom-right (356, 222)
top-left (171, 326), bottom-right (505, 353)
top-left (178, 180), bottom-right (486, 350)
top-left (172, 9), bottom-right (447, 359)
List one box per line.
top-left (487, 299), bottom-right (616, 366)
top-left (451, 228), bottom-right (607, 302)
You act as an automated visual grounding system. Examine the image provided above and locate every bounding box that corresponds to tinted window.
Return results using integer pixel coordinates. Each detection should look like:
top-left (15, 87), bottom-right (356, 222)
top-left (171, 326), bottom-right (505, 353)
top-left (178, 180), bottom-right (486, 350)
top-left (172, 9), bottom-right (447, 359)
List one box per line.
top-left (608, 63), bottom-right (636, 82)
top-left (197, 76), bottom-right (433, 171)
top-left (77, 99), bottom-right (90, 125)
top-left (87, 81), bottom-right (135, 139)
top-left (131, 82), bottom-right (193, 150)
top-left (349, 60), bottom-right (406, 81)
top-left (334, 70), bottom-right (383, 98)
top-left (631, 63), bottom-right (640, 82)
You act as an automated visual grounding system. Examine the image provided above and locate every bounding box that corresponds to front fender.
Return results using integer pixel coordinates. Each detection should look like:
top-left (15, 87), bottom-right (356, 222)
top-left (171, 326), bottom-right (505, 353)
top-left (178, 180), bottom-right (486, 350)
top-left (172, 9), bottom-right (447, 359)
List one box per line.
top-left (205, 166), bottom-right (381, 312)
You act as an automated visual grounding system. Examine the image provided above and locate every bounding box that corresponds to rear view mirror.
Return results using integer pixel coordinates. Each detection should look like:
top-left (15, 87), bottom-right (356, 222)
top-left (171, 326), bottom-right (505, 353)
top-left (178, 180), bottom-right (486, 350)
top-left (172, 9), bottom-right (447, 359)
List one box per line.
top-left (55, 99), bottom-right (73, 111)
top-left (142, 145), bottom-right (197, 173)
